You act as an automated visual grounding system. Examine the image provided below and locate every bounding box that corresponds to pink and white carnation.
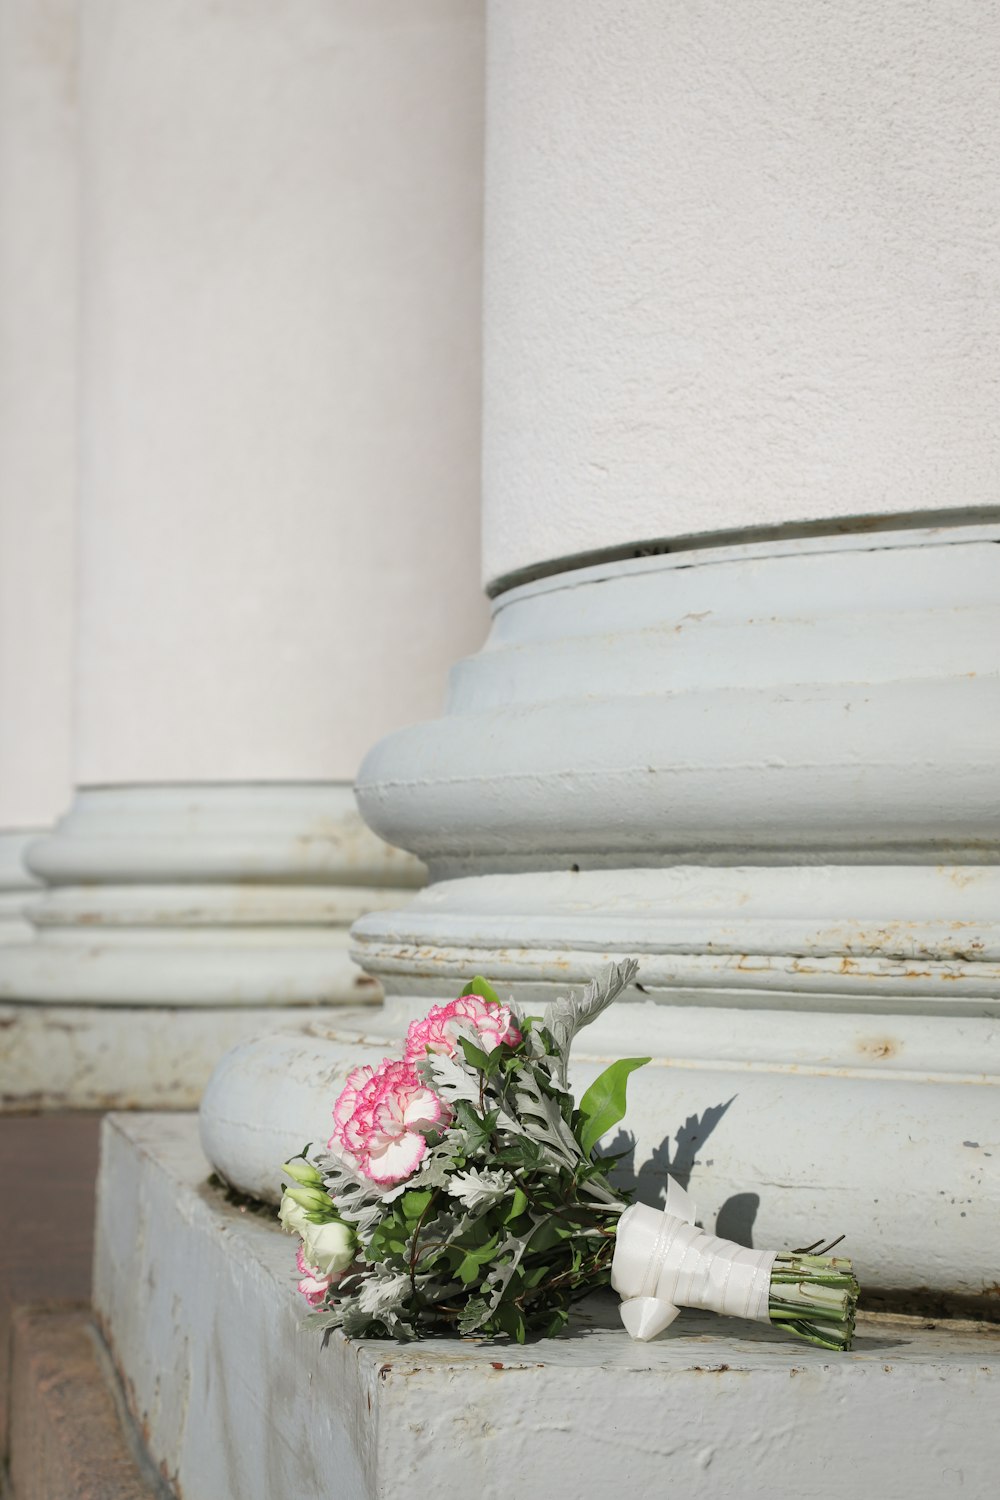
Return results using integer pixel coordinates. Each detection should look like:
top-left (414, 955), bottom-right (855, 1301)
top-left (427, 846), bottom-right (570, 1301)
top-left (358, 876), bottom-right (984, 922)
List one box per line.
top-left (329, 1060), bottom-right (450, 1186)
top-left (403, 992), bottom-right (522, 1066)
top-left (296, 1245), bottom-right (333, 1308)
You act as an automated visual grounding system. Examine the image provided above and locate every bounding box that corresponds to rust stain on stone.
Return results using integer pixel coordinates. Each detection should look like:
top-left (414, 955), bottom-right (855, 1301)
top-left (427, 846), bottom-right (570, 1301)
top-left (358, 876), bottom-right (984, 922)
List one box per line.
top-left (856, 1036), bottom-right (900, 1060)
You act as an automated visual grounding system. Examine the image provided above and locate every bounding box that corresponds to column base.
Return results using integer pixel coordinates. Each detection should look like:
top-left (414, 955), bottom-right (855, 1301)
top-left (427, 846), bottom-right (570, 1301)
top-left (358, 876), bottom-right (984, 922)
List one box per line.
top-left (0, 784), bottom-right (423, 1109)
top-left (336, 525), bottom-right (1000, 1302)
top-left (0, 829), bottom-right (45, 944)
top-left (97, 1112), bottom-right (1000, 1500)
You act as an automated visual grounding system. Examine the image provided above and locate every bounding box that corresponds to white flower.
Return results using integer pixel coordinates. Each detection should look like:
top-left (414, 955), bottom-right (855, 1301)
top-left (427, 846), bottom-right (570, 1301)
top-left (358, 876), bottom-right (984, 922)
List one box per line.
top-left (302, 1219), bottom-right (356, 1277)
top-left (278, 1191), bottom-right (311, 1237)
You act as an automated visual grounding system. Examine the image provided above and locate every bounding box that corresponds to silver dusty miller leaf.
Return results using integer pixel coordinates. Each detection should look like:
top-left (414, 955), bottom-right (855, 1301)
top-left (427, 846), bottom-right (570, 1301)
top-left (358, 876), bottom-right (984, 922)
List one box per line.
top-left (417, 1050), bottom-right (522, 1136)
top-left (315, 1150), bottom-right (385, 1243)
top-left (507, 1067), bottom-right (581, 1170)
top-left (542, 958), bottom-right (639, 1085)
top-left (355, 1267), bottom-right (412, 1321)
top-left (446, 1167), bottom-right (511, 1211)
top-left (415, 1050), bottom-right (483, 1109)
top-left (482, 1232), bottom-right (530, 1317)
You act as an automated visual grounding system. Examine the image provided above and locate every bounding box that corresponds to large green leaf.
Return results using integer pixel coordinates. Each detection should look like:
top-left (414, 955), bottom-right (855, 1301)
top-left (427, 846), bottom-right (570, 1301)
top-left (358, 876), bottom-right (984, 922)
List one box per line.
top-left (577, 1057), bottom-right (651, 1156)
top-left (465, 975), bottom-right (501, 1006)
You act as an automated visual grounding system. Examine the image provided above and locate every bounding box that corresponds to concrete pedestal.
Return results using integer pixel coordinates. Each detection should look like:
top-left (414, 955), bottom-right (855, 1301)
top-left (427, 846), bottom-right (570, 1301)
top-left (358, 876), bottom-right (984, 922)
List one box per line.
top-left (96, 1113), bottom-right (1000, 1500)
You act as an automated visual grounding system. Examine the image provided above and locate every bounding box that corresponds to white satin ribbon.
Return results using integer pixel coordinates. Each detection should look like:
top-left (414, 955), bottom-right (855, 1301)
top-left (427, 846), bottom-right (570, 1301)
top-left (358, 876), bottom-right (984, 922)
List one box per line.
top-left (611, 1178), bottom-right (776, 1341)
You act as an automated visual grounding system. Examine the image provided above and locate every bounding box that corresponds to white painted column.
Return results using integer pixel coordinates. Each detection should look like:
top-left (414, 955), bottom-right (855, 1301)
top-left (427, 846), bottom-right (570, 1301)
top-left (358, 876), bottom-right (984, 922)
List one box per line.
top-left (0, 0), bottom-right (77, 942)
top-left (1, 0), bottom-right (488, 1109)
top-left (479, 1), bottom-right (1000, 584)
top-left (204, 0), bottom-right (1000, 1310)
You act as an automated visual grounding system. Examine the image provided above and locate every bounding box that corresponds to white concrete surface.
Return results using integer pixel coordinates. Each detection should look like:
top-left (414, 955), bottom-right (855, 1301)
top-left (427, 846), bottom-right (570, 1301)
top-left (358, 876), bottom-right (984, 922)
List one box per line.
top-left (482, 0), bottom-right (1000, 586)
top-left (0, 1004), bottom-right (330, 1111)
top-left (76, 0), bottom-right (487, 783)
top-left (0, 0), bottom-right (77, 926)
top-left (96, 1112), bottom-right (1000, 1500)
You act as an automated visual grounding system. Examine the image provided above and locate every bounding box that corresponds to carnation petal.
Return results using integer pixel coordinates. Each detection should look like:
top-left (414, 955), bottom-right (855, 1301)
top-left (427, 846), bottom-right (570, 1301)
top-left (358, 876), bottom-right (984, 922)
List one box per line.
top-left (366, 1129), bottom-right (427, 1185)
top-left (402, 1088), bottom-right (447, 1129)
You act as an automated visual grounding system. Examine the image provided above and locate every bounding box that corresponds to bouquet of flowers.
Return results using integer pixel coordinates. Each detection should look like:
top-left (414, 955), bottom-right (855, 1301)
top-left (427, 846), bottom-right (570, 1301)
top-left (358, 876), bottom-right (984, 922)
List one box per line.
top-left (278, 961), bottom-right (859, 1350)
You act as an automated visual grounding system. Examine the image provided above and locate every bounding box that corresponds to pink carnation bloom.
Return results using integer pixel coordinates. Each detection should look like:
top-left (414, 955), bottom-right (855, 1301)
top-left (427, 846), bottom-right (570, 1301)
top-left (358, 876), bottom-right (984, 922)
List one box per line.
top-left (328, 1060), bottom-right (450, 1186)
top-left (296, 1245), bottom-right (333, 1308)
top-left (404, 992), bottom-right (522, 1066)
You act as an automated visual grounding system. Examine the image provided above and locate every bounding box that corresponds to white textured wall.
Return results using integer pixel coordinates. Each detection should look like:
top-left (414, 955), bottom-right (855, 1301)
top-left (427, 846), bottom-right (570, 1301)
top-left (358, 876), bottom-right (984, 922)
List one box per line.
top-left (482, 0), bottom-right (1000, 587)
top-left (0, 0), bottom-right (77, 827)
top-left (77, 0), bottom-right (487, 784)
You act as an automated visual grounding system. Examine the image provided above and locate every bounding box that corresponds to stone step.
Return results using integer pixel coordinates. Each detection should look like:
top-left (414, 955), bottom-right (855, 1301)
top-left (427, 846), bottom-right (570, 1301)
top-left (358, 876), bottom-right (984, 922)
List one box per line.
top-left (7, 1305), bottom-right (164, 1500)
top-left (0, 1114), bottom-right (101, 1458)
top-left (95, 1112), bottom-right (1000, 1500)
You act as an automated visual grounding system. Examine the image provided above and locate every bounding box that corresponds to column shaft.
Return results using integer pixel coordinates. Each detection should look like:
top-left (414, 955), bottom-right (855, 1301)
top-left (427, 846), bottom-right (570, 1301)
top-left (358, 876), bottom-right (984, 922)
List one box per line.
top-left (2, 0), bottom-right (488, 1110)
top-left (0, 0), bottom-right (78, 938)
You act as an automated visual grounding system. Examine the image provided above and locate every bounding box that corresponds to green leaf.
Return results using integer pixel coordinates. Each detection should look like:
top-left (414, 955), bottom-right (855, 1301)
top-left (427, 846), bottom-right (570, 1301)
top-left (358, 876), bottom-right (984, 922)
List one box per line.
top-left (495, 1137), bottom-right (544, 1171)
top-left (577, 1057), bottom-right (651, 1156)
top-left (401, 1189), bottom-right (433, 1221)
top-left (494, 1303), bottom-right (526, 1343)
top-left (544, 1306), bottom-right (570, 1337)
top-left (456, 1232), bottom-right (500, 1283)
top-left (527, 1219), bottom-right (563, 1253)
top-left (465, 975), bottom-right (501, 1006)
top-left (458, 1036), bottom-right (490, 1071)
top-left (454, 1100), bottom-right (499, 1155)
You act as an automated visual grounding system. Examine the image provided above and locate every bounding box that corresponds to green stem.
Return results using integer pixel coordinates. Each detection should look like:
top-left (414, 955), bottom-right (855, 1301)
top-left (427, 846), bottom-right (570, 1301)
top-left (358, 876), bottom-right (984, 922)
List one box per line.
top-left (768, 1252), bottom-right (859, 1351)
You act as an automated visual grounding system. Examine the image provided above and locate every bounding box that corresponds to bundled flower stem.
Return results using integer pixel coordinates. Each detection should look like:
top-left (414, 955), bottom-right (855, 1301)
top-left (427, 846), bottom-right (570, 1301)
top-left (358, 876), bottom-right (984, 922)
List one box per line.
top-left (767, 1253), bottom-right (859, 1351)
top-left (277, 963), bottom-right (859, 1350)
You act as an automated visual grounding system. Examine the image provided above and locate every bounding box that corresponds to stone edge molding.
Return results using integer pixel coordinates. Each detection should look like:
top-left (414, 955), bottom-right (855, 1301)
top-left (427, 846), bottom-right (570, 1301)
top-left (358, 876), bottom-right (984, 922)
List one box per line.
top-left (0, 828), bottom-right (45, 943)
top-left (97, 1112), bottom-right (1000, 1500)
top-left (355, 524), bottom-right (1000, 876)
top-left (0, 782), bottom-right (423, 1007)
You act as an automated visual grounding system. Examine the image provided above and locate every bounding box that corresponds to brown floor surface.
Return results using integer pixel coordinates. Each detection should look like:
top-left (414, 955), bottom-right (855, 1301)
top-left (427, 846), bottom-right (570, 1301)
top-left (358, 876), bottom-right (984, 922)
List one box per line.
top-left (0, 1112), bottom-right (103, 1458)
top-left (9, 1305), bottom-right (155, 1500)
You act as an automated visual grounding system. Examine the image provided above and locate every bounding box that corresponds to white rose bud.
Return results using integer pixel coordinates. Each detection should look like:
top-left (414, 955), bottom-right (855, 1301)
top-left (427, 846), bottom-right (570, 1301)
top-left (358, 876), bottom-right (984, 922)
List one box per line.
top-left (302, 1220), bottom-right (356, 1277)
top-left (282, 1157), bottom-right (325, 1189)
top-left (284, 1185), bottom-right (331, 1213)
top-left (278, 1191), bottom-right (312, 1237)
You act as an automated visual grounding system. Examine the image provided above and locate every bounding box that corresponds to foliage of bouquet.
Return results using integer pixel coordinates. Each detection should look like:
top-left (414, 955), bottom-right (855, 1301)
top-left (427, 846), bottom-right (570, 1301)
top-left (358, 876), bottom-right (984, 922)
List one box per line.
top-left (278, 962), bottom-right (858, 1350)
